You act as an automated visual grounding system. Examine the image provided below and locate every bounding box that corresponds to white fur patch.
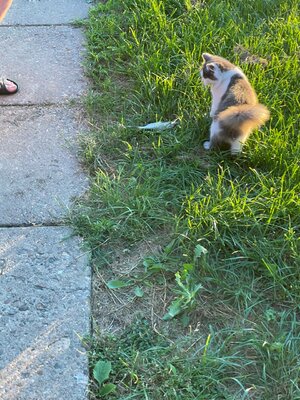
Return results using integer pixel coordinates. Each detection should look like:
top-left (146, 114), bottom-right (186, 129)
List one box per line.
top-left (230, 139), bottom-right (243, 155)
top-left (203, 141), bottom-right (211, 150)
top-left (210, 120), bottom-right (220, 138)
top-left (210, 68), bottom-right (244, 117)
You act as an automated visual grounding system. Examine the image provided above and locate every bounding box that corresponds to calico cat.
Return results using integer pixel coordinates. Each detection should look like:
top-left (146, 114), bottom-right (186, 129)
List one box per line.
top-left (200, 53), bottom-right (270, 154)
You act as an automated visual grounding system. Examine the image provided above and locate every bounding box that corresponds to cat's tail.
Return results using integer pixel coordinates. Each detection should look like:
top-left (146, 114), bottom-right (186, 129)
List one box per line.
top-left (218, 104), bottom-right (270, 132)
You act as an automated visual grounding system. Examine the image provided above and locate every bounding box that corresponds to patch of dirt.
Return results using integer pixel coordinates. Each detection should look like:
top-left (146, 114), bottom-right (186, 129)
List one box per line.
top-left (91, 236), bottom-right (172, 335)
top-left (90, 235), bottom-right (239, 343)
top-left (234, 45), bottom-right (269, 67)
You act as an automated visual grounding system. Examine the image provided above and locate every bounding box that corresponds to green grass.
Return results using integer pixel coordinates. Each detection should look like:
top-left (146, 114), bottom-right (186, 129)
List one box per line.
top-left (72, 0), bottom-right (300, 398)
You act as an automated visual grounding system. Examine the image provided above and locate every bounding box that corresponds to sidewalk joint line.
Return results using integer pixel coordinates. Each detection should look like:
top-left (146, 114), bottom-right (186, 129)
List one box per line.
top-left (0, 102), bottom-right (83, 108)
top-left (0, 222), bottom-right (66, 229)
top-left (0, 23), bottom-right (85, 28)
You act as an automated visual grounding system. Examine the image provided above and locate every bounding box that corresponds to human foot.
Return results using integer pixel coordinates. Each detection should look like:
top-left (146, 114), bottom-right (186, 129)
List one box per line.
top-left (0, 78), bottom-right (18, 95)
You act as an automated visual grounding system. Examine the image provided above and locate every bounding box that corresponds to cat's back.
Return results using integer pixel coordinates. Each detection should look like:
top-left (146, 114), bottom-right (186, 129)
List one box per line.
top-left (216, 73), bottom-right (258, 115)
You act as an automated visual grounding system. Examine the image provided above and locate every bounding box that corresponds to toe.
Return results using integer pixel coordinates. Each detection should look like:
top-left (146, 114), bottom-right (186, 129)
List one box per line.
top-left (4, 79), bottom-right (18, 93)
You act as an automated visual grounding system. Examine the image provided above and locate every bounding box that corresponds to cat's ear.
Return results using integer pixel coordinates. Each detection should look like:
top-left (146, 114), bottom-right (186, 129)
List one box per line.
top-left (202, 53), bottom-right (213, 62)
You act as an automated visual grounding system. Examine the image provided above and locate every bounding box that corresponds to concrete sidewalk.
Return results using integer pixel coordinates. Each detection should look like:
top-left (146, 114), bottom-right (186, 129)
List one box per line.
top-left (0, 1), bottom-right (91, 399)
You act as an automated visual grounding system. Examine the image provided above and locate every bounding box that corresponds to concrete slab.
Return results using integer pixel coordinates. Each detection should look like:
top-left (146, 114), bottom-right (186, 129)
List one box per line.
top-left (0, 226), bottom-right (90, 400)
top-left (3, 0), bottom-right (90, 25)
top-left (0, 26), bottom-right (88, 105)
top-left (0, 106), bottom-right (89, 225)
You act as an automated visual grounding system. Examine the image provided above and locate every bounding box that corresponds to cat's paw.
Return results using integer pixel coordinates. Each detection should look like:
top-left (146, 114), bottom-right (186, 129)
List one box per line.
top-left (203, 141), bottom-right (211, 150)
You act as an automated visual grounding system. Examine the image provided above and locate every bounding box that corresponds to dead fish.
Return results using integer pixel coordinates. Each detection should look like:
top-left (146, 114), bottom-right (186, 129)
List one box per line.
top-left (128, 119), bottom-right (179, 131)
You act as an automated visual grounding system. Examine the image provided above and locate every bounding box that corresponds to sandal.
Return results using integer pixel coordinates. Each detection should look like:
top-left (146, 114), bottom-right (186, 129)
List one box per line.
top-left (0, 78), bottom-right (18, 95)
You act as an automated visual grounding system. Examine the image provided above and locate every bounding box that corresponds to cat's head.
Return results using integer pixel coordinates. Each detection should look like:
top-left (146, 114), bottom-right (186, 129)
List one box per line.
top-left (200, 53), bottom-right (237, 86)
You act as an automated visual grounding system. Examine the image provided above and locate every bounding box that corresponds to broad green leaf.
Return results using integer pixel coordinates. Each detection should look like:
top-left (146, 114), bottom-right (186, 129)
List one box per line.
top-left (134, 287), bottom-right (144, 297)
top-left (175, 272), bottom-right (185, 289)
top-left (143, 257), bottom-right (155, 268)
top-left (143, 257), bottom-right (171, 273)
top-left (99, 383), bottom-right (116, 396)
top-left (270, 342), bottom-right (284, 352)
top-left (93, 360), bottom-right (112, 385)
top-left (193, 283), bottom-right (203, 293)
top-left (106, 280), bottom-right (130, 289)
top-left (148, 263), bottom-right (166, 272)
top-left (194, 244), bottom-right (208, 258)
top-left (163, 298), bottom-right (183, 320)
top-left (183, 263), bottom-right (194, 272)
top-left (168, 364), bottom-right (177, 374)
top-left (164, 239), bottom-right (176, 255)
